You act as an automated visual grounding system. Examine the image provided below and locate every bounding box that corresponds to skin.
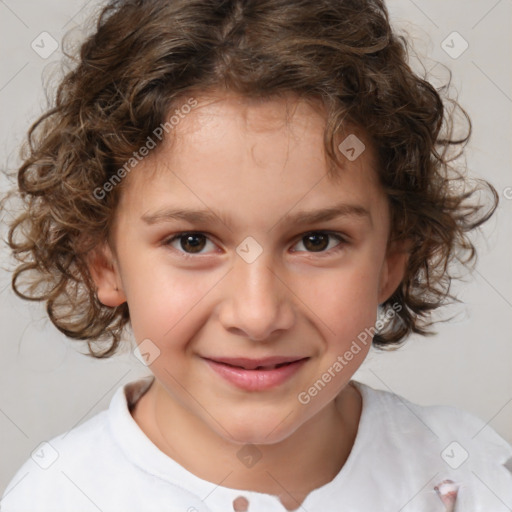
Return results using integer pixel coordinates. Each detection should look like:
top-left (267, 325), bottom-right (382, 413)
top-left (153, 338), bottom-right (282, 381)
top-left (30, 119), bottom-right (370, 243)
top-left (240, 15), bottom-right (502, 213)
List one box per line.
top-left (89, 91), bottom-right (408, 510)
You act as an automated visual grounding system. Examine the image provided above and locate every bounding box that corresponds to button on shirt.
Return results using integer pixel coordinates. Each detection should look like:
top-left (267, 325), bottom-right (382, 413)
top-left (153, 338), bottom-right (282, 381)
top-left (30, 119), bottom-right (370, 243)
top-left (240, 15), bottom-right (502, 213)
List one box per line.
top-left (2, 376), bottom-right (512, 511)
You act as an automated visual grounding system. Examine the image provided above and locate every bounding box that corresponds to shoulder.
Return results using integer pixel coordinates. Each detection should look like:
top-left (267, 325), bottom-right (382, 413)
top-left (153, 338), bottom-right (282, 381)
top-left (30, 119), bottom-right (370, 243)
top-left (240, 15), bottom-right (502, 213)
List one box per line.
top-left (1, 378), bottom-right (155, 512)
top-left (1, 409), bottom-right (116, 512)
top-left (355, 380), bottom-right (511, 453)
top-left (352, 380), bottom-right (512, 509)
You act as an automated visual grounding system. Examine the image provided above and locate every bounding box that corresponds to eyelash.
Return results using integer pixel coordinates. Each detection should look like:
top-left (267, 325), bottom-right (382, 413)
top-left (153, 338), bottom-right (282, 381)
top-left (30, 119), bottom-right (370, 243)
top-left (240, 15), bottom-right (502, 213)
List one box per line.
top-left (162, 231), bottom-right (348, 259)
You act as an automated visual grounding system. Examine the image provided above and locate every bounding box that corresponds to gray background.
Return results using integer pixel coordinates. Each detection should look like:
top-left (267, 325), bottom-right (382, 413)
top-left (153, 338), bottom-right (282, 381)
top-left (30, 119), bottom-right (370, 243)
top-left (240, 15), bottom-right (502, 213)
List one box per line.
top-left (1, 0), bottom-right (511, 496)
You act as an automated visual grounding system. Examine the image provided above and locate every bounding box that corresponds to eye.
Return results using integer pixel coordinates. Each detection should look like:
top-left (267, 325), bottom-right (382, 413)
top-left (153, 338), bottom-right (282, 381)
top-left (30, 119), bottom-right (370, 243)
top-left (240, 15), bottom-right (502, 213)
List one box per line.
top-left (164, 232), bottom-right (217, 256)
top-left (291, 231), bottom-right (346, 254)
top-left (163, 230), bottom-right (347, 258)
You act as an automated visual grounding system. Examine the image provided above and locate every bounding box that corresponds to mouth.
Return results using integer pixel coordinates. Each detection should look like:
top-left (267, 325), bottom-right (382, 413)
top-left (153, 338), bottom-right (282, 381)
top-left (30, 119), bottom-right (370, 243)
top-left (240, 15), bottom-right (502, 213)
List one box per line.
top-left (203, 356), bottom-right (309, 370)
top-left (202, 356), bottom-right (310, 391)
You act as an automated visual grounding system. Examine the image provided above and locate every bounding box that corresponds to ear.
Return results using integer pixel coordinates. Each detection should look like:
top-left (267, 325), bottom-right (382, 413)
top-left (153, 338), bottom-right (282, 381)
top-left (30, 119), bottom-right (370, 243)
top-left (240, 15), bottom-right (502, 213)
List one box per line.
top-left (87, 242), bottom-right (127, 307)
top-left (377, 239), bottom-right (410, 304)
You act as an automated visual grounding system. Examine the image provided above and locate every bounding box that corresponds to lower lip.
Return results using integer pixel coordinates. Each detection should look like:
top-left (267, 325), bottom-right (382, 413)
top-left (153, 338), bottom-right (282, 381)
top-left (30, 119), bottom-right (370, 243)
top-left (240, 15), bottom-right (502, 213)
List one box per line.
top-left (203, 358), bottom-right (308, 391)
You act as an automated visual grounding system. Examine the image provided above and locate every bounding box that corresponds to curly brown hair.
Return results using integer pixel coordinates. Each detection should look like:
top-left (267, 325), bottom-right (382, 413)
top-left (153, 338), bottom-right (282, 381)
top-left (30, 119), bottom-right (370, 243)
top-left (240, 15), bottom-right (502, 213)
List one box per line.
top-left (4, 0), bottom-right (497, 358)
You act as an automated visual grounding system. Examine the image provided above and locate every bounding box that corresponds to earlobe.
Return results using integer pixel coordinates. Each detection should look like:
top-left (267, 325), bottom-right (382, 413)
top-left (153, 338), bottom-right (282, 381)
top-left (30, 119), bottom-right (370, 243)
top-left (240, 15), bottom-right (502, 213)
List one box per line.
top-left (378, 240), bottom-right (410, 304)
top-left (87, 243), bottom-right (127, 307)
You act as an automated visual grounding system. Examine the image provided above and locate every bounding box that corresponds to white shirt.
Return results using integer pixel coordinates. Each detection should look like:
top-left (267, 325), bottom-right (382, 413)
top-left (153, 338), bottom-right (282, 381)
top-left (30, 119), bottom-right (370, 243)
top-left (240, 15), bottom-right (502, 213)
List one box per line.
top-left (2, 376), bottom-right (511, 512)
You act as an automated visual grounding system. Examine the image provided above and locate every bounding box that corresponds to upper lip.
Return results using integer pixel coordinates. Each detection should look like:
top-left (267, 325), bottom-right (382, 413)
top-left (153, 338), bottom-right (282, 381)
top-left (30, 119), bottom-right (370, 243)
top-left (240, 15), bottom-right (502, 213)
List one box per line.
top-left (203, 356), bottom-right (309, 370)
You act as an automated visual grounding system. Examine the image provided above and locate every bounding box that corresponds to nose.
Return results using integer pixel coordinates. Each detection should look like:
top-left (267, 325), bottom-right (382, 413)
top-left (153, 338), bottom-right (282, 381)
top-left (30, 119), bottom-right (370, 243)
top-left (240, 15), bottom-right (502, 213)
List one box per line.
top-left (217, 251), bottom-right (295, 342)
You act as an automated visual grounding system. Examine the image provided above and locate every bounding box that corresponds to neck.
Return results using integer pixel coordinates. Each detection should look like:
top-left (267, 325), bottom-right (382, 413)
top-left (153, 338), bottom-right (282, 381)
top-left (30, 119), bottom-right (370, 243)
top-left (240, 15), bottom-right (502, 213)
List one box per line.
top-left (132, 379), bottom-right (361, 511)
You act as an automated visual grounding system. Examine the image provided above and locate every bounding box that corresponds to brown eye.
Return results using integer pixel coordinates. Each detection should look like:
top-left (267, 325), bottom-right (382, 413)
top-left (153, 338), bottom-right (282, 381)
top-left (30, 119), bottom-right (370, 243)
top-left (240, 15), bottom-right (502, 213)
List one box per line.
top-left (166, 232), bottom-right (213, 254)
top-left (292, 232), bottom-right (345, 254)
top-left (180, 233), bottom-right (206, 253)
top-left (302, 233), bottom-right (329, 252)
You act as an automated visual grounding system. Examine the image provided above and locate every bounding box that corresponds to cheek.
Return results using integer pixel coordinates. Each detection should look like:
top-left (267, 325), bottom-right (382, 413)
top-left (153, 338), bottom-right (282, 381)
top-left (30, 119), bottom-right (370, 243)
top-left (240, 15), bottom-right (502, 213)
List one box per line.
top-left (297, 263), bottom-right (381, 335)
top-left (121, 255), bottom-right (219, 344)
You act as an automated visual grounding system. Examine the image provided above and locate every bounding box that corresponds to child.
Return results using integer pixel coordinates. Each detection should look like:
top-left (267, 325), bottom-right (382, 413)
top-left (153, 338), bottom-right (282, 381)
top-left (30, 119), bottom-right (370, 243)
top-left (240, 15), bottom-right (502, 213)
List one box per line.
top-left (2, 0), bottom-right (511, 510)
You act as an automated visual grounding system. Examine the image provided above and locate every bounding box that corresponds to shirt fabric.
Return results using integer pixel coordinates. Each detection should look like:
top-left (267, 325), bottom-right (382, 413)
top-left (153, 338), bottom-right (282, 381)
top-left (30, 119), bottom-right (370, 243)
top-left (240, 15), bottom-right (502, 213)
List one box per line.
top-left (2, 376), bottom-right (511, 512)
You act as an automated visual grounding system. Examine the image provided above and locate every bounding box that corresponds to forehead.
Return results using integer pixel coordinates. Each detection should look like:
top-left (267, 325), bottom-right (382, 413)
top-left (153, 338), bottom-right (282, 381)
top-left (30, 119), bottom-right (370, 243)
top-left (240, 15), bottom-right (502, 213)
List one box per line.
top-left (117, 92), bottom-right (384, 226)
top-left (162, 91), bottom-right (373, 171)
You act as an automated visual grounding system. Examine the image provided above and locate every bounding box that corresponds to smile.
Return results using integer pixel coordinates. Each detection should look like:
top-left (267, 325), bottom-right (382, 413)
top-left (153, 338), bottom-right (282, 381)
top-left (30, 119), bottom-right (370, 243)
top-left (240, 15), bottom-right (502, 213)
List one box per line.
top-left (202, 356), bottom-right (310, 391)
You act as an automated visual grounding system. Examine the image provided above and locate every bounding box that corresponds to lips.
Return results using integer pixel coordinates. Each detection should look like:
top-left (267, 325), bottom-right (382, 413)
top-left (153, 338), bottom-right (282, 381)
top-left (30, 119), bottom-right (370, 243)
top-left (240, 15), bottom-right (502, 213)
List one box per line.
top-left (204, 356), bottom-right (308, 370)
top-left (202, 355), bottom-right (310, 391)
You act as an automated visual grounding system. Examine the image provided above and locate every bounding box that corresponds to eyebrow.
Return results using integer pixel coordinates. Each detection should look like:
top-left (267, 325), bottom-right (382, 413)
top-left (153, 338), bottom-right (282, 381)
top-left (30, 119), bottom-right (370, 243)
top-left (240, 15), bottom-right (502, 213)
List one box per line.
top-left (141, 201), bottom-right (372, 228)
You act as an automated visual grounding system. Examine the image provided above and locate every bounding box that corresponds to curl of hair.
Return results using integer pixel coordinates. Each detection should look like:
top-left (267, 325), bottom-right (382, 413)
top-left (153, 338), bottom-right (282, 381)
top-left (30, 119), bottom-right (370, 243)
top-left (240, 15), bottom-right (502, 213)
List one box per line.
top-left (5, 0), bottom-right (497, 357)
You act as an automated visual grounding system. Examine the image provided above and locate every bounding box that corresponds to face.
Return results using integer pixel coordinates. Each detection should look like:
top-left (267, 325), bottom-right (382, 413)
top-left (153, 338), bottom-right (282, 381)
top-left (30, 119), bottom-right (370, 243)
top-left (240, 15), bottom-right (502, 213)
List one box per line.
top-left (91, 92), bottom-right (406, 445)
